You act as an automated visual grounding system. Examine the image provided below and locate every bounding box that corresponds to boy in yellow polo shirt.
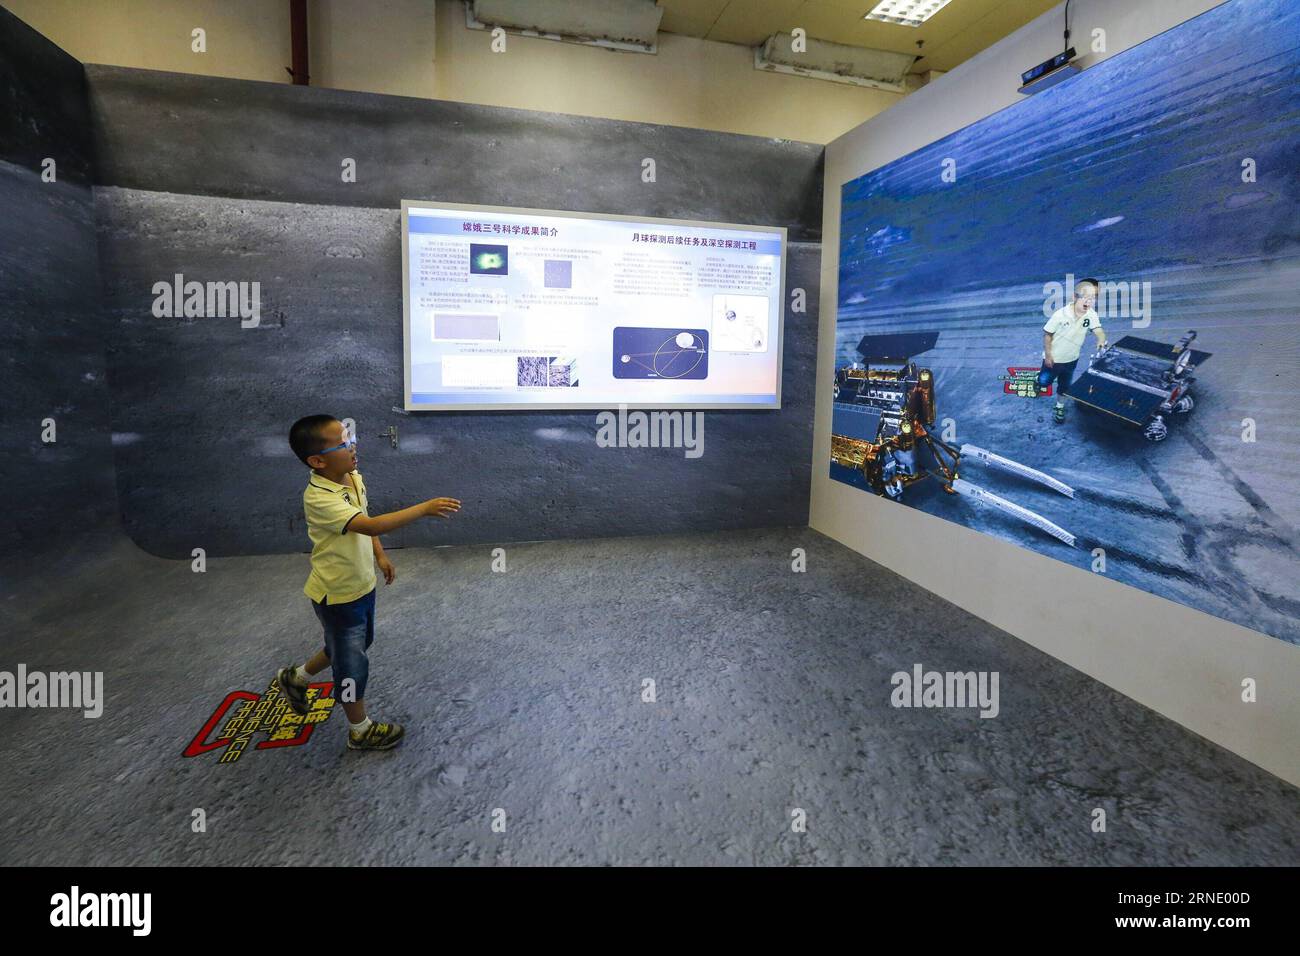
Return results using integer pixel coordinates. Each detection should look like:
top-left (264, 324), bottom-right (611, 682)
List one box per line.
top-left (277, 415), bottom-right (460, 751)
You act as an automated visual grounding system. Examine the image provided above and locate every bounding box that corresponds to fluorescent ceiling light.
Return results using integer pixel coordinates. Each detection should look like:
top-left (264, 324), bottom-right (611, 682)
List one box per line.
top-left (864, 0), bottom-right (955, 28)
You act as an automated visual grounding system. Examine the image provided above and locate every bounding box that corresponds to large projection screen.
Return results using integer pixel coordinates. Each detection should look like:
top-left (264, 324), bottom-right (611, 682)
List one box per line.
top-left (830, 0), bottom-right (1300, 647)
top-left (401, 200), bottom-right (786, 411)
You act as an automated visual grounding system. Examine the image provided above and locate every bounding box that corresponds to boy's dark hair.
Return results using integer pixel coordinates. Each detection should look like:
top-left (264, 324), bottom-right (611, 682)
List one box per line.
top-left (289, 414), bottom-right (339, 465)
top-left (1077, 277), bottom-right (1101, 293)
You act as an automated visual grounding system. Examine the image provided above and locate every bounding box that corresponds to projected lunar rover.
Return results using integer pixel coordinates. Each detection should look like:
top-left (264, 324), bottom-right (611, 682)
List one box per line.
top-left (831, 332), bottom-right (1078, 546)
top-left (1067, 331), bottom-right (1211, 442)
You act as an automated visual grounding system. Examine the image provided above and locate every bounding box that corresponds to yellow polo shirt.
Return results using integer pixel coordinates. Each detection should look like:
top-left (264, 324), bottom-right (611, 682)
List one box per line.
top-left (302, 470), bottom-right (376, 604)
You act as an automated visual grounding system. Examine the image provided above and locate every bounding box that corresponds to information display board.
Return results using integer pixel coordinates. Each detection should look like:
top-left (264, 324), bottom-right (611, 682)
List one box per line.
top-left (402, 200), bottom-right (786, 410)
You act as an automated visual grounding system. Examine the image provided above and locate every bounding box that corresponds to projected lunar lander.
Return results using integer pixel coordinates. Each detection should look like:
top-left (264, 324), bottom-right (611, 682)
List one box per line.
top-left (831, 332), bottom-right (1078, 546)
top-left (618, 330), bottom-right (707, 378)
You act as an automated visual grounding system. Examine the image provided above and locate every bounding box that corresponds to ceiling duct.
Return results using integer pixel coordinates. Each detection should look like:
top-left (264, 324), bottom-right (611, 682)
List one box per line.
top-left (757, 34), bottom-right (916, 92)
top-left (468, 0), bottom-right (664, 52)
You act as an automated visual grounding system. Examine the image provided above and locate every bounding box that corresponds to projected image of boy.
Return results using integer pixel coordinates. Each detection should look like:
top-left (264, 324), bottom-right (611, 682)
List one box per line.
top-left (277, 415), bottom-right (461, 751)
top-left (1039, 277), bottom-right (1107, 422)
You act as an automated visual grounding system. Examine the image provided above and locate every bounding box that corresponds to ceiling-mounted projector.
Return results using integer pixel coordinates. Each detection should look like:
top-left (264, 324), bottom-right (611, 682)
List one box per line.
top-left (1018, 47), bottom-right (1079, 95)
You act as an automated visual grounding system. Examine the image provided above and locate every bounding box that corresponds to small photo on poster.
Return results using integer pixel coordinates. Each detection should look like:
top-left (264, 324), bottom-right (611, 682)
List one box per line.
top-left (544, 260), bottom-right (573, 289)
top-left (517, 355), bottom-right (553, 387)
top-left (549, 356), bottom-right (579, 387)
top-left (470, 243), bottom-right (509, 276)
top-left (712, 294), bottom-right (769, 352)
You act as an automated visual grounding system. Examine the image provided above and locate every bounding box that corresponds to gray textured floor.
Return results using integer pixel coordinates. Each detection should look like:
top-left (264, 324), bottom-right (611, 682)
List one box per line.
top-left (1, 527), bottom-right (1297, 866)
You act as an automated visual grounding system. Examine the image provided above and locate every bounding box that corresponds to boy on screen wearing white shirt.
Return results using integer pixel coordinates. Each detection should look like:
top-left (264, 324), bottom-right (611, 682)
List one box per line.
top-left (1039, 277), bottom-right (1107, 422)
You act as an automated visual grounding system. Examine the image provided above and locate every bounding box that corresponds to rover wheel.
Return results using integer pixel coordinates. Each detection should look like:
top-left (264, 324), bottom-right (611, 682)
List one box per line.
top-left (1143, 418), bottom-right (1169, 442)
top-left (833, 382), bottom-right (841, 401)
top-left (883, 479), bottom-right (905, 500)
top-left (1172, 394), bottom-right (1194, 414)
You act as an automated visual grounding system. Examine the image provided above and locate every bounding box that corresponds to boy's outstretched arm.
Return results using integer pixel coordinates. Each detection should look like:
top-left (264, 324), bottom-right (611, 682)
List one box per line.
top-left (347, 497), bottom-right (460, 537)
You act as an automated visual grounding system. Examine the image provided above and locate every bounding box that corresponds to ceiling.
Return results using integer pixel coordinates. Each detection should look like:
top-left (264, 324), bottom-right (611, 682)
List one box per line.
top-left (655, 0), bottom-right (1062, 74)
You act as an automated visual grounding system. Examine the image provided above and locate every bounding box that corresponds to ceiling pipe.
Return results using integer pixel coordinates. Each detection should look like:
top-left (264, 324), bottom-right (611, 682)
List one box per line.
top-left (287, 0), bottom-right (309, 85)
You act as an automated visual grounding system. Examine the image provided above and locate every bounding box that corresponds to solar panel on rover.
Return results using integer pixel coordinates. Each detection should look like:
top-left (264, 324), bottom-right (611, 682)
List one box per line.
top-left (855, 331), bottom-right (939, 363)
top-left (1071, 375), bottom-right (1165, 425)
top-left (1113, 335), bottom-right (1212, 366)
top-left (832, 402), bottom-right (881, 441)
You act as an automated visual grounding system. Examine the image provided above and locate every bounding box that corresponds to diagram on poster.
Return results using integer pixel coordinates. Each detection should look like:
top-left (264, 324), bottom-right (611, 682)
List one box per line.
top-left (612, 328), bottom-right (709, 380)
top-left (711, 294), bottom-right (769, 352)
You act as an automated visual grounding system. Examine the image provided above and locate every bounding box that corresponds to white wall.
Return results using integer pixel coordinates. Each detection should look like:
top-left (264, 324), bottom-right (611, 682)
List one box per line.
top-left (813, 0), bottom-right (1300, 787)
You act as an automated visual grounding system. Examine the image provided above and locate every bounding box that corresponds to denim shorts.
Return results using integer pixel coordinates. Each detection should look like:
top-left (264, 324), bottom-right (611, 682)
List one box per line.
top-left (1037, 358), bottom-right (1078, 397)
top-left (311, 588), bottom-right (376, 701)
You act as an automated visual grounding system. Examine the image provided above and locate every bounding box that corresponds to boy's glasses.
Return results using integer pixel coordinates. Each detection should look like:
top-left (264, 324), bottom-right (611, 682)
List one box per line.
top-left (318, 435), bottom-right (357, 455)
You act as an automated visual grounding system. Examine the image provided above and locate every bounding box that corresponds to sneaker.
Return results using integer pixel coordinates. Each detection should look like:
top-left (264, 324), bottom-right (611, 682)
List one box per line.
top-left (1053, 402), bottom-right (1067, 423)
top-left (275, 666), bottom-right (310, 717)
top-left (347, 720), bottom-right (405, 751)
